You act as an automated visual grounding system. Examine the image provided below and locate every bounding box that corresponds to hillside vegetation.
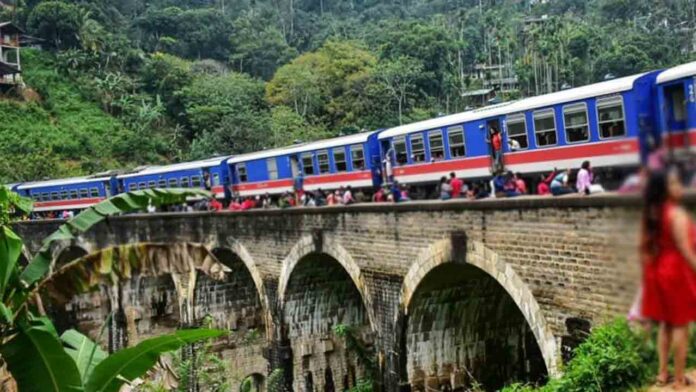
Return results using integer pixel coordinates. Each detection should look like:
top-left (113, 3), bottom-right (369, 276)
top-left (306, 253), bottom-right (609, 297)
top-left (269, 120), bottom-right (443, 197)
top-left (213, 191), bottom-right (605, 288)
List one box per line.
top-left (0, 0), bottom-right (694, 182)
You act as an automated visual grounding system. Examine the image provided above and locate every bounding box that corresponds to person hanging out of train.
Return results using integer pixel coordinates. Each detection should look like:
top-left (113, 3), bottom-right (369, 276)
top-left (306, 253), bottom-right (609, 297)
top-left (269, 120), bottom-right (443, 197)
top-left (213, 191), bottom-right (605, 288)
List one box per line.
top-left (550, 169), bottom-right (574, 196)
top-left (488, 126), bottom-right (503, 173)
top-left (203, 170), bottom-right (212, 191)
top-left (383, 147), bottom-right (395, 184)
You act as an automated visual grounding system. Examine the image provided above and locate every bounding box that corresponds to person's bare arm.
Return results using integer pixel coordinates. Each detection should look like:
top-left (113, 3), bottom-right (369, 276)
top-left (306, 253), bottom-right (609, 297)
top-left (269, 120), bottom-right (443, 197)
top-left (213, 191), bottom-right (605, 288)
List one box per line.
top-left (671, 206), bottom-right (696, 271)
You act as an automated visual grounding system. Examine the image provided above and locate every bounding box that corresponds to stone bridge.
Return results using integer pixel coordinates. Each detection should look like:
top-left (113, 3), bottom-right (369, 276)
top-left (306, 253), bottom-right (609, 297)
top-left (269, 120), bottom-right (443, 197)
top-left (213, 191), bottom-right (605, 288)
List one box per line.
top-left (14, 195), bottom-right (650, 392)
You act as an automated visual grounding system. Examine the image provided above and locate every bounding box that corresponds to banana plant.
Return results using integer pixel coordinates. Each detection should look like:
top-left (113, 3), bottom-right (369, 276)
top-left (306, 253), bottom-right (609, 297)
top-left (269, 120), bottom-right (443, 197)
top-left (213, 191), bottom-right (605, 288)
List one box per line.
top-left (0, 187), bottom-right (224, 392)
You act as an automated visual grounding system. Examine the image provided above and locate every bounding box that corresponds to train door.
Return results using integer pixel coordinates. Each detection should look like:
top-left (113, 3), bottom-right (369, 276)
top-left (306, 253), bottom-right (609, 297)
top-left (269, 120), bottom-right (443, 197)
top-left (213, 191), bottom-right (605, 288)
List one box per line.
top-left (290, 155), bottom-right (300, 178)
top-left (662, 81), bottom-right (689, 153)
top-left (486, 118), bottom-right (504, 173)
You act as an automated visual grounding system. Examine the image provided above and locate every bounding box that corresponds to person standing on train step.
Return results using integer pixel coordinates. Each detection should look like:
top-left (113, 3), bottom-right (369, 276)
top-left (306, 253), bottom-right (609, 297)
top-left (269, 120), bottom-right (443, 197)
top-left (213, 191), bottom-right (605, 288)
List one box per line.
top-left (203, 171), bottom-right (212, 191)
top-left (450, 172), bottom-right (463, 198)
top-left (384, 152), bottom-right (394, 184)
top-left (490, 126), bottom-right (503, 172)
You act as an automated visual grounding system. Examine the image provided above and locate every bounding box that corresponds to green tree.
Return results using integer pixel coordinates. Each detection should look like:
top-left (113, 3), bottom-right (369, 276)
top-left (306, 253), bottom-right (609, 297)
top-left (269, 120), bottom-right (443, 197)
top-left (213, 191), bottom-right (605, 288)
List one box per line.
top-left (374, 56), bottom-right (423, 125)
top-left (27, 1), bottom-right (84, 50)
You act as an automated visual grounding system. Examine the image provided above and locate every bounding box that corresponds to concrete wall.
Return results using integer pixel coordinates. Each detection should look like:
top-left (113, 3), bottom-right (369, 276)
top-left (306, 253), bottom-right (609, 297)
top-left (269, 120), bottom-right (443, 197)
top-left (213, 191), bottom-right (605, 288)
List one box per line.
top-left (15, 195), bottom-right (657, 391)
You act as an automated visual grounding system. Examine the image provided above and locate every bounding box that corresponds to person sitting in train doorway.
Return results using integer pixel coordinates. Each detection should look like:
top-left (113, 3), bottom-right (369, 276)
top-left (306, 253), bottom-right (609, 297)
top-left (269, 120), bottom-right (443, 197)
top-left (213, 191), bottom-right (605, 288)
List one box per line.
top-left (202, 170), bottom-right (212, 191)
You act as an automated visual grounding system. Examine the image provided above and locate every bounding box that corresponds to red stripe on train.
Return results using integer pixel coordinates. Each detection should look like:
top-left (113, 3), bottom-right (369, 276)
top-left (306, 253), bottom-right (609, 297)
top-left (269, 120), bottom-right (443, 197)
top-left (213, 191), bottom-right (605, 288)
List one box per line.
top-left (232, 171), bottom-right (372, 192)
top-left (34, 198), bottom-right (104, 208)
top-left (664, 129), bottom-right (696, 148)
top-left (394, 139), bottom-right (639, 176)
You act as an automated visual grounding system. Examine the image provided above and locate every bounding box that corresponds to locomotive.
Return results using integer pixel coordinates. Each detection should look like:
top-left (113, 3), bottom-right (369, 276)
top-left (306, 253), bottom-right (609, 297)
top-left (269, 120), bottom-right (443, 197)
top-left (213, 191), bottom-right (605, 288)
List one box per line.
top-left (11, 60), bottom-right (696, 211)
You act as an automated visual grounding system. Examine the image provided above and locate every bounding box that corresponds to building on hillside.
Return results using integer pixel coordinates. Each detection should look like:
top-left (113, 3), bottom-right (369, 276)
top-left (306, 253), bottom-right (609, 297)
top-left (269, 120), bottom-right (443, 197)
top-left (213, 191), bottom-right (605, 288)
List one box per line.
top-left (468, 63), bottom-right (519, 94)
top-left (0, 21), bottom-right (21, 86)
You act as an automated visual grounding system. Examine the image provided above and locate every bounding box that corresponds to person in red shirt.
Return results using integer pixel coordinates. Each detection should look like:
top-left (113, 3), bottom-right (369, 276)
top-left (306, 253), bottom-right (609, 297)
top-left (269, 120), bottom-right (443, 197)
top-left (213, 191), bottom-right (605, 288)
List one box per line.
top-left (240, 197), bottom-right (255, 210)
top-left (229, 197), bottom-right (243, 211)
top-left (515, 172), bottom-right (527, 194)
top-left (536, 170), bottom-right (557, 196)
top-left (449, 172), bottom-right (463, 198)
top-left (490, 126), bottom-right (503, 171)
top-left (209, 198), bottom-right (222, 211)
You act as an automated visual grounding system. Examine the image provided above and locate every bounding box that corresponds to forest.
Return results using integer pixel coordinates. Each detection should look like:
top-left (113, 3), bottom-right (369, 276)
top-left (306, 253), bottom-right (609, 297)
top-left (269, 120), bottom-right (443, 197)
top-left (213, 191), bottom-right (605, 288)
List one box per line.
top-left (0, 0), bottom-right (694, 182)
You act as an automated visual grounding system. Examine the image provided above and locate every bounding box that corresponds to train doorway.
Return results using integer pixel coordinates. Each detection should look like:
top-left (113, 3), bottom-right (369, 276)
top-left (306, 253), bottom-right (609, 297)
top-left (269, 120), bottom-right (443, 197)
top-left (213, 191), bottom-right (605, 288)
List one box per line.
top-left (663, 82), bottom-right (688, 153)
top-left (486, 118), bottom-right (504, 173)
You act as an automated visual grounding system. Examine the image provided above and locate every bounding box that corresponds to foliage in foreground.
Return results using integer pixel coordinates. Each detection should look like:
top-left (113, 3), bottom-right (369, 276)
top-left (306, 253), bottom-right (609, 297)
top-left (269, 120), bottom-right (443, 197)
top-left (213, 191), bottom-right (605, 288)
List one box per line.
top-left (502, 320), bottom-right (653, 392)
top-left (0, 187), bottom-right (222, 392)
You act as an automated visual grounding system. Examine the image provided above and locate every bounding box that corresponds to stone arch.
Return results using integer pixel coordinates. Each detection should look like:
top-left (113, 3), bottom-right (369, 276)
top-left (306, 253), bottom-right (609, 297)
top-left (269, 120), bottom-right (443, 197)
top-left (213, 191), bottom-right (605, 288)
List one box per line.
top-left (240, 373), bottom-right (266, 392)
top-left (400, 238), bottom-right (559, 385)
top-left (53, 244), bottom-right (89, 269)
top-left (278, 234), bottom-right (376, 392)
top-left (278, 234), bottom-right (375, 330)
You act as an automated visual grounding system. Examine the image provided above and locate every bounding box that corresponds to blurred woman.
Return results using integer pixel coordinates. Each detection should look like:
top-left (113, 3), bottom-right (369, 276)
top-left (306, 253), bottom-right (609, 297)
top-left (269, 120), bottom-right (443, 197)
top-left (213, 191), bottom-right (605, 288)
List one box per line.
top-left (642, 168), bottom-right (696, 388)
top-left (439, 176), bottom-right (452, 200)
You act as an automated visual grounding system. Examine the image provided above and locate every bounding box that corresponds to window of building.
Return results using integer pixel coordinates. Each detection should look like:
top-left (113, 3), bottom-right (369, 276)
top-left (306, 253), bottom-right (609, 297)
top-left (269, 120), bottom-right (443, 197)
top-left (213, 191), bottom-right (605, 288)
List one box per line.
top-left (236, 164), bottom-right (247, 183)
top-left (533, 109), bottom-right (558, 147)
top-left (317, 150), bottom-right (330, 174)
top-left (350, 145), bottom-right (365, 170)
top-left (90, 188), bottom-right (99, 198)
top-left (267, 158), bottom-right (278, 180)
top-left (506, 114), bottom-right (528, 150)
top-left (302, 153), bottom-right (315, 175)
top-left (393, 136), bottom-right (408, 165)
top-left (80, 189), bottom-right (89, 198)
top-left (128, 184), bottom-right (137, 192)
top-left (181, 177), bottom-right (190, 187)
top-left (168, 178), bottom-right (178, 188)
top-left (410, 134), bottom-right (426, 162)
top-left (70, 190), bottom-right (78, 199)
top-left (447, 126), bottom-right (466, 158)
top-left (191, 176), bottom-right (202, 188)
top-left (333, 149), bottom-right (347, 172)
top-left (563, 103), bottom-right (590, 143)
top-left (428, 130), bottom-right (445, 160)
top-left (60, 190), bottom-right (68, 200)
top-left (597, 95), bottom-right (626, 138)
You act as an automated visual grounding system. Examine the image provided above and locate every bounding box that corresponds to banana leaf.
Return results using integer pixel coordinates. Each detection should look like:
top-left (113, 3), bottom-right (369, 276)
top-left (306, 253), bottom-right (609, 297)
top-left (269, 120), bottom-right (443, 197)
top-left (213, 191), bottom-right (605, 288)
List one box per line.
top-left (84, 328), bottom-right (225, 392)
top-left (0, 318), bottom-right (83, 392)
top-left (20, 188), bottom-right (212, 288)
top-left (0, 226), bottom-right (22, 300)
top-left (61, 329), bottom-right (108, 383)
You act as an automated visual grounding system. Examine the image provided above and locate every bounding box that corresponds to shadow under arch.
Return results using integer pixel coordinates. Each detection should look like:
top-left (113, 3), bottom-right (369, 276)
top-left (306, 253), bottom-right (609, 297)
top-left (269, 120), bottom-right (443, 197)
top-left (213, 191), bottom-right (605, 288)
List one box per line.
top-left (399, 239), bottom-right (559, 387)
top-left (278, 234), bottom-right (376, 392)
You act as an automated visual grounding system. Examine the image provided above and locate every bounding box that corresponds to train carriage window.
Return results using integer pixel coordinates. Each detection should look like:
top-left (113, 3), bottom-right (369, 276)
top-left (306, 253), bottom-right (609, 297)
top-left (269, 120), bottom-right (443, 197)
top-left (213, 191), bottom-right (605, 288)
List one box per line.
top-left (428, 130), bottom-right (445, 161)
top-left (158, 179), bottom-right (167, 188)
top-left (333, 149), bottom-right (347, 172)
top-left (148, 181), bottom-right (156, 189)
top-left (50, 192), bottom-right (59, 201)
top-left (191, 176), bottom-right (202, 188)
top-left (41, 192), bottom-right (49, 201)
top-left (597, 96), bottom-right (626, 138)
top-left (447, 126), bottom-right (466, 158)
top-left (60, 190), bottom-right (68, 200)
top-left (506, 114), bottom-right (528, 150)
top-left (168, 178), bottom-right (178, 188)
top-left (393, 136), bottom-right (408, 165)
top-left (350, 145), bottom-right (365, 170)
top-left (181, 177), bottom-right (190, 187)
top-left (302, 153), bottom-right (315, 175)
top-left (90, 188), bottom-right (99, 198)
top-left (533, 109), bottom-right (558, 147)
top-left (317, 150), bottom-right (330, 174)
top-left (128, 184), bottom-right (137, 192)
top-left (138, 182), bottom-right (146, 190)
top-left (31, 193), bottom-right (39, 201)
top-left (236, 164), bottom-right (247, 183)
top-left (70, 190), bottom-right (78, 199)
top-left (80, 189), bottom-right (89, 198)
top-left (267, 158), bottom-right (278, 180)
top-left (410, 134), bottom-right (426, 162)
top-left (213, 173), bottom-right (220, 185)
top-left (563, 103), bottom-right (590, 143)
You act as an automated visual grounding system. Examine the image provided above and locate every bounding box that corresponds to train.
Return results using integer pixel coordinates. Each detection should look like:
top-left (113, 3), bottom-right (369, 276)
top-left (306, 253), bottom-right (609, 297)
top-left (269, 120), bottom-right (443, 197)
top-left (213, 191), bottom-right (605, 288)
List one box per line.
top-left (10, 60), bottom-right (696, 212)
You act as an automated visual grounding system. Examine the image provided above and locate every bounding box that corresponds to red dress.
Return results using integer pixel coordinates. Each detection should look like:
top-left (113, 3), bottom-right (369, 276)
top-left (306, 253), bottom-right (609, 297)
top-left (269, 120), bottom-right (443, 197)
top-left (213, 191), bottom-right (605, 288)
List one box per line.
top-left (642, 202), bottom-right (696, 325)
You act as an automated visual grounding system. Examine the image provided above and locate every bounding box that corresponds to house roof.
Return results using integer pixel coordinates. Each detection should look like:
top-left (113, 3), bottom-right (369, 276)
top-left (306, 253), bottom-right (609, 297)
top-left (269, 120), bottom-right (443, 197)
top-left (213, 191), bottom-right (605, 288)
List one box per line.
top-left (0, 22), bottom-right (24, 35)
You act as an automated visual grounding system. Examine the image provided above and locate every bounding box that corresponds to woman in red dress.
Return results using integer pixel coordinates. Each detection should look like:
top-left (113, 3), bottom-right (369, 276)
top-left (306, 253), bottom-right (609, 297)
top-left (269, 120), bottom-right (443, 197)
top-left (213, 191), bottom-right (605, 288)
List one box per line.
top-left (642, 168), bottom-right (696, 388)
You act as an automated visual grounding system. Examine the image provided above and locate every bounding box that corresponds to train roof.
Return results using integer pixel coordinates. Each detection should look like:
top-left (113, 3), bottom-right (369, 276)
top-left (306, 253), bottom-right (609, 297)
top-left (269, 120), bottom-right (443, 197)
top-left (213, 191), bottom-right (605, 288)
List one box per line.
top-left (657, 61), bottom-right (696, 84)
top-left (379, 73), bottom-right (647, 139)
top-left (118, 156), bottom-right (230, 179)
top-left (17, 176), bottom-right (109, 190)
top-left (227, 132), bottom-right (375, 164)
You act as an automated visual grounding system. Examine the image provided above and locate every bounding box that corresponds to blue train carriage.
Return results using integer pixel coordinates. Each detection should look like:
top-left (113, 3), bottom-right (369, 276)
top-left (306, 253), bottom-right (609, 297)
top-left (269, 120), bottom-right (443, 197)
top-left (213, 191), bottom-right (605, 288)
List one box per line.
top-left (227, 131), bottom-right (382, 197)
top-left (116, 156), bottom-right (232, 199)
top-left (379, 70), bottom-right (660, 189)
top-left (16, 176), bottom-right (113, 213)
top-left (655, 61), bottom-right (696, 154)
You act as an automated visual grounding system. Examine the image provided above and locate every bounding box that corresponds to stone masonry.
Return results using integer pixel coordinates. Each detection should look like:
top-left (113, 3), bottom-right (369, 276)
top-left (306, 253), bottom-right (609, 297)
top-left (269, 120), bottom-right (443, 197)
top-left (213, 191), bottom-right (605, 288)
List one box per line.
top-left (14, 194), bottom-right (665, 391)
